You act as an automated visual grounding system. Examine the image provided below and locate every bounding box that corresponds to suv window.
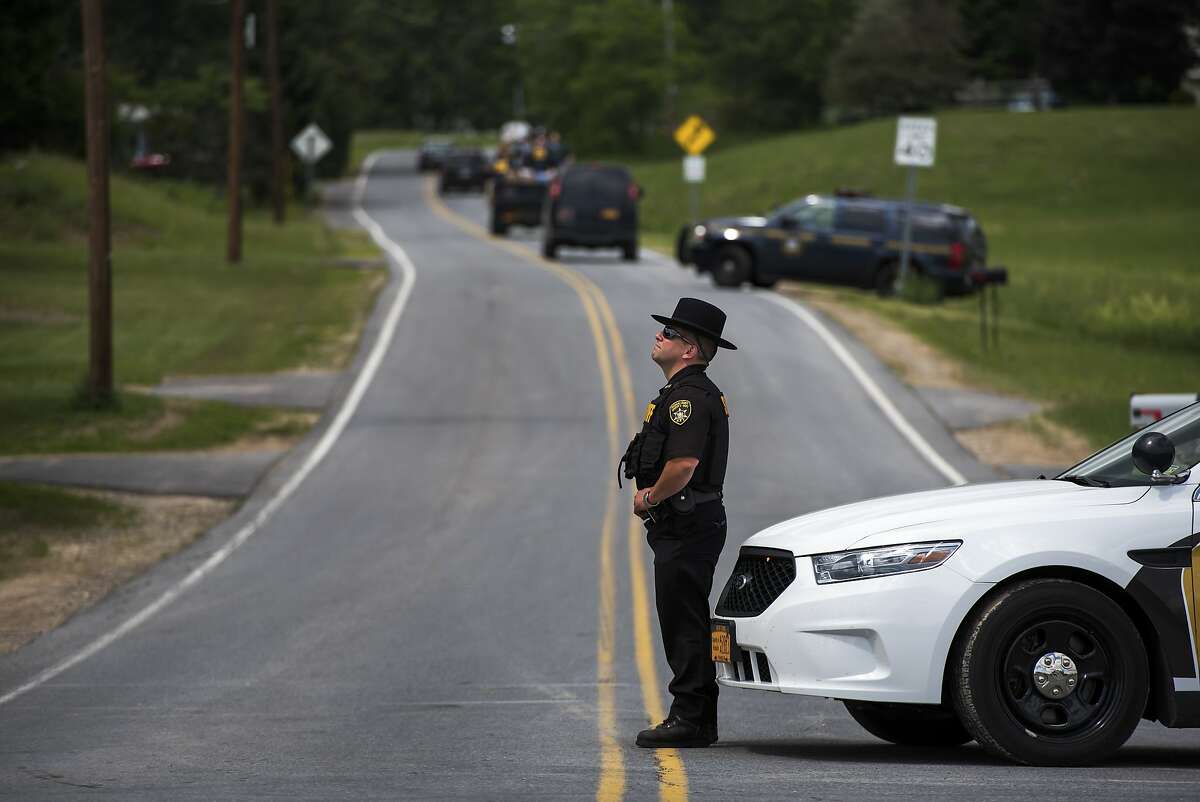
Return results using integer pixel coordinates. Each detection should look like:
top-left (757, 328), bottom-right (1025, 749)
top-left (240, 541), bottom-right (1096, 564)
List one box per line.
top-left (562, 167), bottom-right (631, 205)
top-left (835, 204), bottom-right (887, 233)
top-left (785, 198), bottom-right (835, 231)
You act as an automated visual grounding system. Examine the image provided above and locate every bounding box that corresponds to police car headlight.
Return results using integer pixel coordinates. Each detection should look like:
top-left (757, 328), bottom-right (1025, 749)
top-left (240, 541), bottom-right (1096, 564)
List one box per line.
top-left (692, 224), bottom-right (707, 239)
top-left (812, 541), bottom-right (961, 584)
top-left (722, 228), bottom-right (740, 240)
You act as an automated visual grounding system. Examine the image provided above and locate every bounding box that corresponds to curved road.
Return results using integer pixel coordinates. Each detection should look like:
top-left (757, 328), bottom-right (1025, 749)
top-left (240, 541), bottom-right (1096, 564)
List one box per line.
top-left (1, 151), bottom-right (1197, 800)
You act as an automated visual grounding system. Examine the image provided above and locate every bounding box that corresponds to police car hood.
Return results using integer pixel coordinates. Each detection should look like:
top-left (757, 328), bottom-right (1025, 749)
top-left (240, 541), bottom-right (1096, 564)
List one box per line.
top-left (706, 216), bottom-right (769, 230)
top-left (743, 480), bottom-right (1149, 556)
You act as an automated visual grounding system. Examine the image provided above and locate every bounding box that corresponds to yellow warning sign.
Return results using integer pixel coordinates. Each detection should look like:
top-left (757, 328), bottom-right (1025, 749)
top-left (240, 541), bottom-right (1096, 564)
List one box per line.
top-left (673, 115), bottom-right (715, 155)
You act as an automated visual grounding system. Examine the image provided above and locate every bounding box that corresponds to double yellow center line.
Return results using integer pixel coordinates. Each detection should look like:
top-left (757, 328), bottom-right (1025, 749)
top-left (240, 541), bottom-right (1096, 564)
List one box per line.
top-left (422, 179), bottom-right (687, 801)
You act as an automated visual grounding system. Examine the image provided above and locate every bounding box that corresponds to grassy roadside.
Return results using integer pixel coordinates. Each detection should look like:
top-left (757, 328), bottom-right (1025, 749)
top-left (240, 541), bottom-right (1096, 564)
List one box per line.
top-left (348, 129), bottom-right (496, 174)
top-left (0, 153), bottom-right (384, 456)
top-left (631, 106), bottom-right (1200, 447)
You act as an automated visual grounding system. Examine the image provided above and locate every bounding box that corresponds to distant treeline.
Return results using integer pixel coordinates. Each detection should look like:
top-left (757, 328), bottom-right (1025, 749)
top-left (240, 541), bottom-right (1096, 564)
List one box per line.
top-left (2, 0), bottom-right (1196, 183)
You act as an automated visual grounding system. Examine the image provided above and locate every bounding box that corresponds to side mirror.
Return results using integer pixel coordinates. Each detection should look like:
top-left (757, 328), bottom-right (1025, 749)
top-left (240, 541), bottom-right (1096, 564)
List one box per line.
top-left (1132, 431), bottom-right (1175, 476)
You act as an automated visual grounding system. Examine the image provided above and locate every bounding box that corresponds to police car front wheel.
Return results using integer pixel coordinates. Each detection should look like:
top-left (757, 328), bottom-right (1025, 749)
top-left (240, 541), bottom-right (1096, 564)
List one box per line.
top-left (951, 579), bottom-right (1149, 766)
top-left (843, 700), bottom-right (972, 747)
top-left (712, 245), bottom-right (751, 287)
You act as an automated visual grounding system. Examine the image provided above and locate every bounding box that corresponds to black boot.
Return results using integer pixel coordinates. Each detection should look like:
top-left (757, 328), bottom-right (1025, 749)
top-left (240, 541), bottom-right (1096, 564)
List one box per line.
top-left (635, 716), bottom-right (715, 748)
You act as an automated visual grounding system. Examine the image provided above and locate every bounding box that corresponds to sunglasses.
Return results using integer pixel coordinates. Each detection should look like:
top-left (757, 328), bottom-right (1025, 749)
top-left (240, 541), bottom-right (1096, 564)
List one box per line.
top-left (661, 326), bottom-right (696, 346)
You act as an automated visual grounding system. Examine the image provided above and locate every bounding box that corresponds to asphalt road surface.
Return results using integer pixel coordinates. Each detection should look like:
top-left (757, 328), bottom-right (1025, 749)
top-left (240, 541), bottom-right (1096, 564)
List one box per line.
top-left (1, 151), bottom-right (1197, 800)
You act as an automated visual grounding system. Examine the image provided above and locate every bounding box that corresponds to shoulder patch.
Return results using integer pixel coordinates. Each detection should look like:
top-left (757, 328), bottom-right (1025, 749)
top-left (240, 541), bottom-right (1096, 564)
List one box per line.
top-left (669, 399), bottom-right (692, 425)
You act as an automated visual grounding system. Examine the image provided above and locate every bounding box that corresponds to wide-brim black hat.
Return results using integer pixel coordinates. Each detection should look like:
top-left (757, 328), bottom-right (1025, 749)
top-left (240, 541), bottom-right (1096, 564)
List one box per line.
top-left (651, 297), bottom-right (737, 350)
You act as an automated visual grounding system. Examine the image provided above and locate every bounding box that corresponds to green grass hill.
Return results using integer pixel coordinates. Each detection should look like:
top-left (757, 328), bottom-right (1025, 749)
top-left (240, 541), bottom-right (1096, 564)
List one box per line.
top-left (631, 106), bottom-right (1200, 447)
top-left (0, 154), bottom-right (380, 455)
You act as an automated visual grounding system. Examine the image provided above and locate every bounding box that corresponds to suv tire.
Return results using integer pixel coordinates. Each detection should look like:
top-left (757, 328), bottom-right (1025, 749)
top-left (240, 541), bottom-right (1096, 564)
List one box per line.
top-left (712, 245), bottom-right (751, 287)
top-left (951, 579), bottom-right (1148, 766)
top-left (873, 260), bottom-right (899, 297)
top-left (843, 701), bottom-right (972, 747)
top-left (750, 271), bottom-right (779, 288)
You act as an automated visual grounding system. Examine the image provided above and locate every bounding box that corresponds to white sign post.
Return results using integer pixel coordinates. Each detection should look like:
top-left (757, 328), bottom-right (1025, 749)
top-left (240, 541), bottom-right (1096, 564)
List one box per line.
top-left (893, 117), bottom-right (937, 293)
top-left (683, 155), bottom-right (706, 221)
top-left (290, 123), bottom-right (332, 200)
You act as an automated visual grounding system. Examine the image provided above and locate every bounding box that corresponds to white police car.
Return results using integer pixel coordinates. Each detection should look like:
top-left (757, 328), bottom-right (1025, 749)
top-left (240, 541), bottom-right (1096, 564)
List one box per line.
top-left (712, 402), bottom-right (1200, 765)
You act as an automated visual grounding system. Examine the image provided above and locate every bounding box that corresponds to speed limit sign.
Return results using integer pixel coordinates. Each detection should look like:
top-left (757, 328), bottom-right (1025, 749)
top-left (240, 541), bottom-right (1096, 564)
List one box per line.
top-left (894, 117), bottom-right (937, 167)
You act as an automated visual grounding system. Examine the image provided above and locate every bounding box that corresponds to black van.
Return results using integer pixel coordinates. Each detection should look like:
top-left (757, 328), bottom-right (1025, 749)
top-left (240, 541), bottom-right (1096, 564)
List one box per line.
top-left (542, 164), bottom-right (641, 261)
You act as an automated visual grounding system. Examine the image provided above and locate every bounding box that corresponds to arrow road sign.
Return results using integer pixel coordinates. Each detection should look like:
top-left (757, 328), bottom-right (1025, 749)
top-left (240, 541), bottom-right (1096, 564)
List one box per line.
top-left (291, 123), bottom-right (332, 165)
top-left (674, 115), bottom-right (715, 156)
top-left (894, 117), bottom-right (936, 167)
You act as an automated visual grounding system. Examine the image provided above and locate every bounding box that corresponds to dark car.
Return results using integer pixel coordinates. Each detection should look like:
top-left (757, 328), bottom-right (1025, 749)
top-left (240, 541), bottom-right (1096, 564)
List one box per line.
top-left (541, 164), bottom-right (641, 261)
top-left (417, 138), bottom-right (454, 172)
top-left (438, 149), bottom-right (489, 193)
top-left (677, 194), bottom-right (988, 295)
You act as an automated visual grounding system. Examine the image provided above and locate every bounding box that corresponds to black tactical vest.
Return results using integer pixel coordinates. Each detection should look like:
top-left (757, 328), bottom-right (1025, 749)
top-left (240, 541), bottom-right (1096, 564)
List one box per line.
top-left (619, 368), bottom-right (729, 492)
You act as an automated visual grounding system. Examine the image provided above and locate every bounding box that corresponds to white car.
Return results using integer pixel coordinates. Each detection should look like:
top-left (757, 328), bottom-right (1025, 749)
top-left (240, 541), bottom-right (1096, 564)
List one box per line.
top-left (712, 402), bottom-right (1200, 766)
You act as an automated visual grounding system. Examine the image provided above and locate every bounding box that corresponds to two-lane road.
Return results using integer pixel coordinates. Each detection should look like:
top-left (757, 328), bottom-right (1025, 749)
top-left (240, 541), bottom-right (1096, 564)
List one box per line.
top-left (1, 151), bottom-right (1197, 800)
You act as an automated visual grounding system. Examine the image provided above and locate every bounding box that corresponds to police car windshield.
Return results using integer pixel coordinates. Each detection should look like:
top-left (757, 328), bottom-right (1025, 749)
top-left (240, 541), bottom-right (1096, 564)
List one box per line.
top-left (769, 198), bottom-right (813, 218)
top-left (1059, 402), bottom-right (1200, 486)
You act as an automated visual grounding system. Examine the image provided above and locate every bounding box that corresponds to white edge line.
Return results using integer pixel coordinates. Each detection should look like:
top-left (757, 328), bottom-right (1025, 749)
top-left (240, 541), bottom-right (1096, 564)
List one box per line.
top-left (0, 151), bottom-right (416, 707)
top-left (760, 291), bottom-right (967, 487)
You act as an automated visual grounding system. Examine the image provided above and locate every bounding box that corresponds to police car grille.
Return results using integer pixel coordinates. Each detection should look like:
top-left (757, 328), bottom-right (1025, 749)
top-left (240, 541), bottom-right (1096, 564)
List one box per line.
top-left (715, 548), bottom-right (796, 617)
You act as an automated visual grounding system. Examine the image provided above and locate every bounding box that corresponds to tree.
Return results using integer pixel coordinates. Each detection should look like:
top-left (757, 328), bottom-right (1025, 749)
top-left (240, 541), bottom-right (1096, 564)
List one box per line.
top-left (825, 0), bottom-right (968, 118)
top-left (682, 0), bottom-right (860, 131)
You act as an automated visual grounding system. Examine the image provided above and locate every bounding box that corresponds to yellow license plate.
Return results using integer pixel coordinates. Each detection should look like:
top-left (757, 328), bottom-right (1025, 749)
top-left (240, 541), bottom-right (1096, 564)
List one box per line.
top-left (600, 208), bottom-right (620, 220)
top-left (711, 622), bottom-right (732, 663)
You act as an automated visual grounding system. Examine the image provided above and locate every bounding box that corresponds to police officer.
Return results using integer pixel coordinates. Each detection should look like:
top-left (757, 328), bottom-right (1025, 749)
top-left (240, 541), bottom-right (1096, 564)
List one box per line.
top-left (622, 297), bottom-right (735, 748)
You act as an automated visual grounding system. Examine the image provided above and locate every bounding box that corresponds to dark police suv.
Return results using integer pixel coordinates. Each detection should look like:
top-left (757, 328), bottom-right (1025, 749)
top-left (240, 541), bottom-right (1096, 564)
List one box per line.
top-left (541, 163), bottom-right (641, 261)
top-left (677, 193), bottom-right (988, 295)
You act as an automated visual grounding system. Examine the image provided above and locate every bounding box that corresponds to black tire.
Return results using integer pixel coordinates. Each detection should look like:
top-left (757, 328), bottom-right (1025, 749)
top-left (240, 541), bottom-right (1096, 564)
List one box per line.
top-left (675, 225), bottom-right (693, 265)
top-left (951, 579), bottom-right (1148, 766)
top-left (542, 238), bottom-right (558, 260)
top-left (874, 260), bottom-right (899, 297)
top-left (490, 214), bottom-right (507, 237)
top-left (750, 270), bottom-right (779, 288)
top-left (843, 700), bottom-right (972, 747)
top-left (712, 245), bottom-right (751, 287)
top-left (622, 240), bottom-right (638, 262)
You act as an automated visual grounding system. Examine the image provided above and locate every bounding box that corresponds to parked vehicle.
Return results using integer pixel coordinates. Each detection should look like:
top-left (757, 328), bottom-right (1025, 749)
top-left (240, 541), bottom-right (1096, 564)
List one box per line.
top-left (712, 400), bottom-right (1200, 766)
top-left (541, 163), bottom-right (641, 261)
top-left (677, 193), bottom-right (988, 295)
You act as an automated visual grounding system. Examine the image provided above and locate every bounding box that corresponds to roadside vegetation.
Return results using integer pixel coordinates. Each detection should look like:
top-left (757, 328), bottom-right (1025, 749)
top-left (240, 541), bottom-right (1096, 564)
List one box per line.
top-left (630, 106), bottom-right (1199, 447)
top-left (0, 153), bottom-right (383, 456)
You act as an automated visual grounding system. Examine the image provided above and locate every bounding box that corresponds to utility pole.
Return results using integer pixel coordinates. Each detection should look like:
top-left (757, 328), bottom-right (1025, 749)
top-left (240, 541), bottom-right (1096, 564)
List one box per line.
top-left (662, 0), bottom-right (677, 127)
top-left (81, 0), bottom-right (113, 404)
top-left (226, 0), bottom-right (245, 262)
top-left (266, 0), bottom-right (285, 224)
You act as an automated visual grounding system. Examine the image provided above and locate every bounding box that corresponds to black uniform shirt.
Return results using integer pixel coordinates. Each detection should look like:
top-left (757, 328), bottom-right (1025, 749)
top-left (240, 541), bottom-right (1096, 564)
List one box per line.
top-left (643, 365), bottom-right (729, 493)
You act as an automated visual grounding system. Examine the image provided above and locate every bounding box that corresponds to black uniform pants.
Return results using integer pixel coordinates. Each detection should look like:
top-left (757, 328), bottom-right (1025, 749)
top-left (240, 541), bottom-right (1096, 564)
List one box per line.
top-left (646, 501), bottom-right (727, 728)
